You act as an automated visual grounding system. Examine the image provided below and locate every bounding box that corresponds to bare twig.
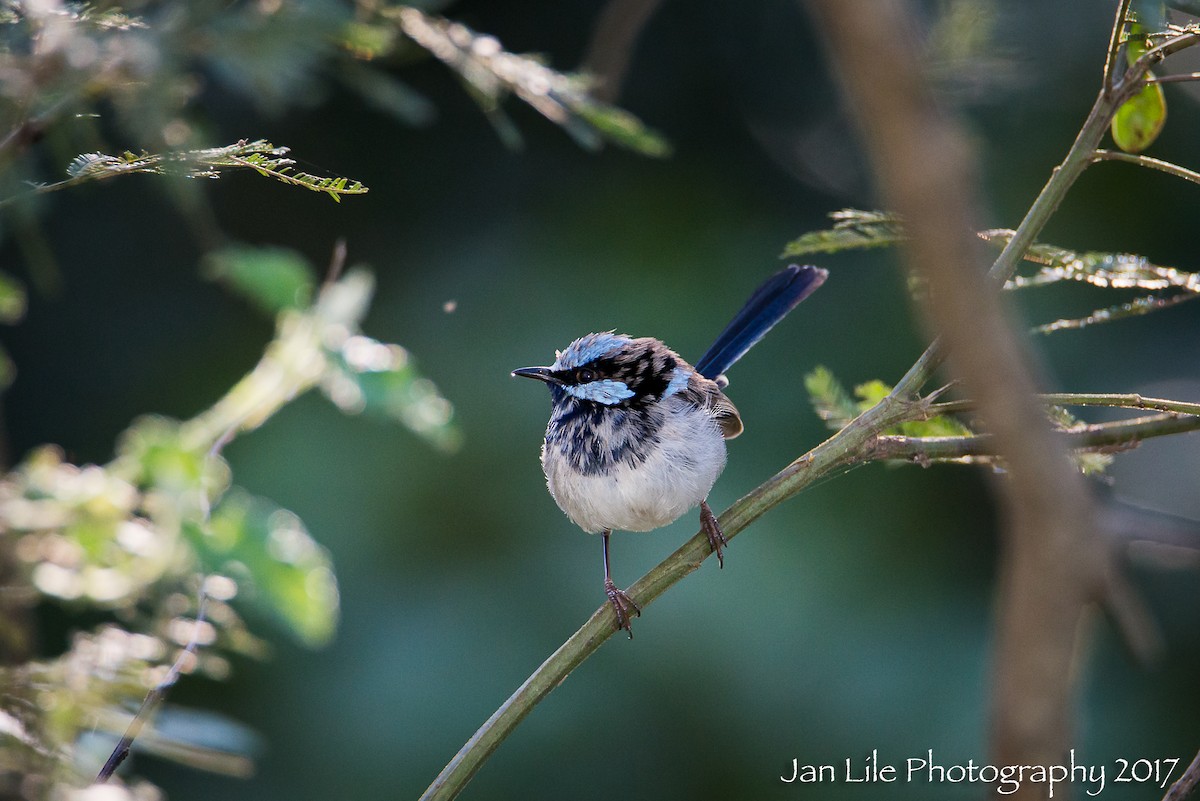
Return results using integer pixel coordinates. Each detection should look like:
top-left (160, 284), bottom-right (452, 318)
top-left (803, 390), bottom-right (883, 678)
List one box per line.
top-left (1093, 149), bottom-right (1200, 186)
top-left (871, 411), bottom-right (1200, 460)
top-left (97, 590), bottom-right (209, 782)
top-left (1147, 70), bottom-right (1200, 83)
top-left (930, 392), bottom-right (1200, 418)
top-left (1103, 0), bottom-right (1134, 96)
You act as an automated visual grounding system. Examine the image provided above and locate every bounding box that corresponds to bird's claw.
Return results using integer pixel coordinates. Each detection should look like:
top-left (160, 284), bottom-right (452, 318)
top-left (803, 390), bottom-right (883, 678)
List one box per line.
top-left (699, 500), bottom-right (727, 568)
top-left (604, 579), bottom-right (641, 638)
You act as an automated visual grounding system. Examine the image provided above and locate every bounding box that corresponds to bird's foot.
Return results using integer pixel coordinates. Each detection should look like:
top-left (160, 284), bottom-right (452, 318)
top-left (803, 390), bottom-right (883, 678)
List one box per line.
top-left (604, 578), bottom-right (641, 638)
top-left (699, 500), bottom-right (727, 568)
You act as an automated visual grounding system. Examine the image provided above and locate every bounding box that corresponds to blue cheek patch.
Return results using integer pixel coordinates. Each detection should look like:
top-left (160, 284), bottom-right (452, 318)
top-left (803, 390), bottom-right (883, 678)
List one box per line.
top-left (565, 379), bottom-right (635, 405)
top-left (663, 365), bottom-right (692, 397)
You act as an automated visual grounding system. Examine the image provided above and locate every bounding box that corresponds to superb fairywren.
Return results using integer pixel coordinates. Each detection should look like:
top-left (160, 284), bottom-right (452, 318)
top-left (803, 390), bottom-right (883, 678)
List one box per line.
top-left (513, 265), bottom-right (827, 636)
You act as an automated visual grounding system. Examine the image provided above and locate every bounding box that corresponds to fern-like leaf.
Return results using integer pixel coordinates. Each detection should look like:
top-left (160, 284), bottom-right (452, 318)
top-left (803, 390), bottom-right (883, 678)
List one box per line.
top-left (391, 7), bottom-right (670, 157)
top-left (27, 140), bottom-right (368, 204)
top-left (805, 366), bottom-right (859, 430)
top-left (980, 229), bottom-right (1200, 292)
top-left (782, 209), bottom-right (907, 257)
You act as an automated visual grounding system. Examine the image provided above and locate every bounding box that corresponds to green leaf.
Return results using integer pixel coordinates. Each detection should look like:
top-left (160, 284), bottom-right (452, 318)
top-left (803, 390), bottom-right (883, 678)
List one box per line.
top-left (55, 140), bottom-right (369, 201)
top-left (897, 413), bottom-right (975, 439)
top-left (1111, 22), bottom-right (1167, 154)
top-left (804, 368), bottom-right (973, 438)
top-left (186, 491), bottom-right (338, 648)
top-left (855, 378), bottom-right (972, 438)
top-left (805, 366), bottom-right (859, 430)
top-left (570, 102), bottom-right (672, 158)
top-left (114, 415), bottom-right (228, 499)
top-left (0, 271), bottom-right (26, 324)
top-left (1045, 406), bottom-right (1114, 475)
top-left (340, 19), bottom-right (401, 60)
top-left (203, 246), bottom-right (315, 316)
top-left (1112, 79), bottom-right (1167, 153)
top-left (853, 379), bottom-right (892, 409)
top-left (322, 335), bottom-right (461, 451)
top-left (782, 209), bottom-right (906, 257)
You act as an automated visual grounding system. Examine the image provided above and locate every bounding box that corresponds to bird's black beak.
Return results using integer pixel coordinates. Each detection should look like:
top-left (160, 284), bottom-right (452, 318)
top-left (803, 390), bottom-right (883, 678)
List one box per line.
top-left (511, 366), bottom-right (561, 384)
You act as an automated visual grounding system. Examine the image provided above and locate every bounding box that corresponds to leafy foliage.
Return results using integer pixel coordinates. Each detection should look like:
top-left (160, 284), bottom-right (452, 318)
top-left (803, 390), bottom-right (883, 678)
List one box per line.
top-left (203, 247), bottom-right (316, 316)
top-left (787, 211), bottom-right (1200, 334)
top-left (0, 2), bottom-right (662, 218)
top-left (186, 493), bottom-right (338, 648)
top-left (231, 149), bottom-right (369, 203)
top-left (0, 248), bottom-right (456, 788)
top-left (805, 366), bottom-right (973, 438)
top-left (979, 228), bottom-right (1200, 333)
top-left (390, 7), bottom-right (671, 156)
top-left (804, 366), bottom-right (860, 430)
top-left (35, 141), bottom-right (369, 203)
top-left (781, 209), bottom-right (906, 257)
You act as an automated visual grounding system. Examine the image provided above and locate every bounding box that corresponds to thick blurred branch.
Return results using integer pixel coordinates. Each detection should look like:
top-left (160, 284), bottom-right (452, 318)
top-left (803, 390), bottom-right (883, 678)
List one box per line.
top-left (1164, 748), bottom-right (1200, 801)
top-left (804, 1), bottom-right (1102, 796)
top-left (582, 0), bottom-right (664, 103)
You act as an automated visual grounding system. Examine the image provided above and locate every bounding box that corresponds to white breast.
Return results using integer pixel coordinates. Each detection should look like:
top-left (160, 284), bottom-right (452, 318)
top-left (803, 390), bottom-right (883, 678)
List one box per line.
top-left (541, 398), bottom-right (728, 534)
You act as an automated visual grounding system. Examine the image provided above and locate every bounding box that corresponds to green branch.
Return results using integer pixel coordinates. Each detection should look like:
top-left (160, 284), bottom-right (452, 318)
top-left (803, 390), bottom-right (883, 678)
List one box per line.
top-left (1039, 392), bottom-right (1200, 416)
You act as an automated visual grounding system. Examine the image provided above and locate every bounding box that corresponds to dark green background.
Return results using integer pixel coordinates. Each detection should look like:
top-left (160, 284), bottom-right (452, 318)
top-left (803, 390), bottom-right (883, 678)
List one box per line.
top-left (4, 1), bottom-right (1199, 799)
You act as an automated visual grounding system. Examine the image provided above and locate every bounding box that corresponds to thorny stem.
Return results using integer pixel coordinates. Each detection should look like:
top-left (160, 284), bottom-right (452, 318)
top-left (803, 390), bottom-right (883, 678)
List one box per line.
top-left (420, 10), bottom-right (1200, 801)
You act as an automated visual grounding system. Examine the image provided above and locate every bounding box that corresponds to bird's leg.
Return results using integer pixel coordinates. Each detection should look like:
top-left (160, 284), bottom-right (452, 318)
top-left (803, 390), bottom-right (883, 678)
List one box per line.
top-left (602, 530), bottom-right (640, 638)
top-left (699, 500), bottom-right (727, 568)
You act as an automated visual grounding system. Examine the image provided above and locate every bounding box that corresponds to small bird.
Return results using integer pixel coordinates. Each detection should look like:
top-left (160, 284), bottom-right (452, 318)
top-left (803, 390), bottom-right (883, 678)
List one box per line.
top-left (512, 265), bottom-right (828, 637)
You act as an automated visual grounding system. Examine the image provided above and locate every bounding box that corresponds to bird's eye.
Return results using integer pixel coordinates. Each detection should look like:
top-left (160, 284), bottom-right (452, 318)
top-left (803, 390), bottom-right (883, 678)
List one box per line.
top-left (575, 368), bottom-right (597, 383)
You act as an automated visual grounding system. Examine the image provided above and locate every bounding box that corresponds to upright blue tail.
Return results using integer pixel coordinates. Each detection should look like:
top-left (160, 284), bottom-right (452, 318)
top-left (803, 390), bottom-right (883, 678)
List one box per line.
top-left (694, 265), bottom-right (828, 381)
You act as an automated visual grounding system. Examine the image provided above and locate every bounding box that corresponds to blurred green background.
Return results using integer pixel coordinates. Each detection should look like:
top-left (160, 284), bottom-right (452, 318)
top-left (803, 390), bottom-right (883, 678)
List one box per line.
top-left (4, 1), bottom-right (1200, 799)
